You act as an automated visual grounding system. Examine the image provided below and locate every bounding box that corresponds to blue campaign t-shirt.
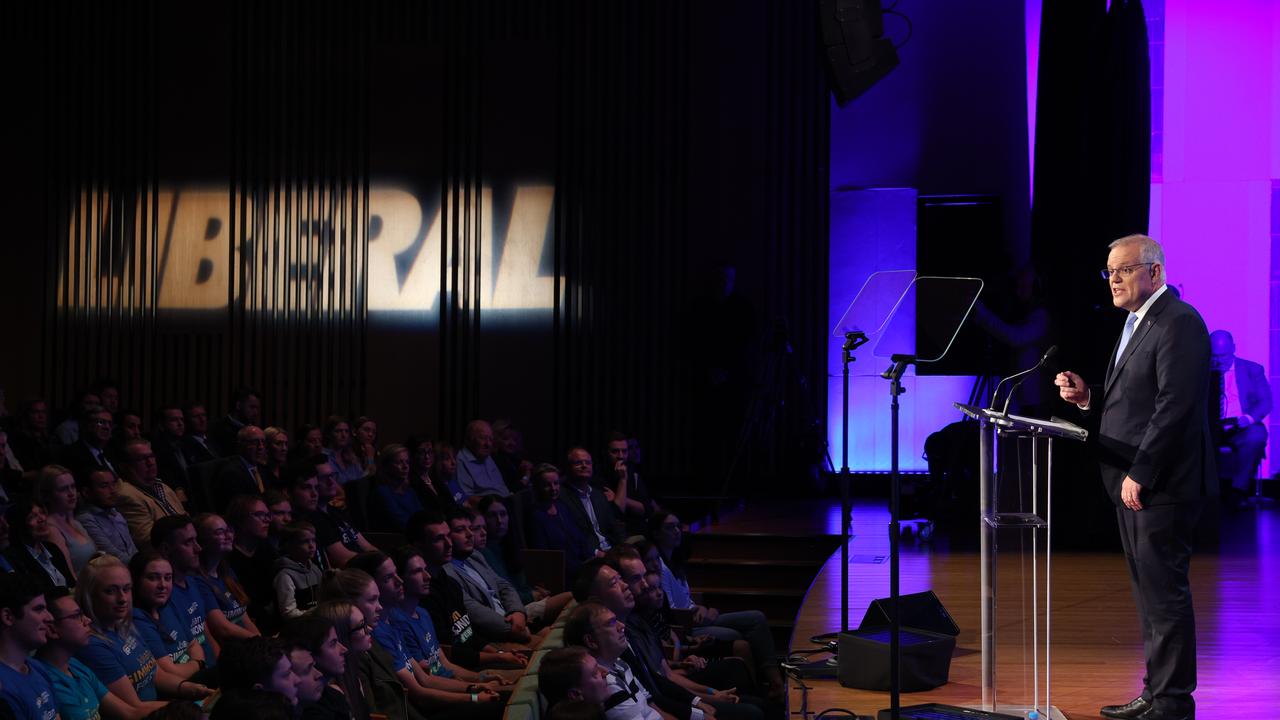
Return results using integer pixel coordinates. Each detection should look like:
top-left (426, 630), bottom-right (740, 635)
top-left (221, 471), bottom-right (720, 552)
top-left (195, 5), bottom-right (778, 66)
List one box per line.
top-left (192, 571), bottom-right (249, 627)
top-left (388, 605), bottom-right (452, 678)
top-left (30, 657), bottom-right (109, 720)
top-left (75, 627), bottom-right (159, 701)
top-left (369, 616), bottom-right (415, 675)
top-left (0, 659), bottom-right (59, 720)
top-left (133, 604), bottom-right (194, 665)
top-left (170, 576), bottom-right (217, 667)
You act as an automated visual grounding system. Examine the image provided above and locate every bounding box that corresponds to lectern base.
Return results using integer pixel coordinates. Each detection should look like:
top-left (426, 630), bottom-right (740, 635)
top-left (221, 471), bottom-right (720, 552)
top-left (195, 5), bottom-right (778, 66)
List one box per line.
top-left (876, 705), bottom-right (1067, 720)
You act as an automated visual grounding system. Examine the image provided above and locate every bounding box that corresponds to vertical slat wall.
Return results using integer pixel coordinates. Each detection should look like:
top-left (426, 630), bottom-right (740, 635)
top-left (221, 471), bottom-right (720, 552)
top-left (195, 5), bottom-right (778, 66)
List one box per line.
top-left (26, 0), bottom-right (828, 485)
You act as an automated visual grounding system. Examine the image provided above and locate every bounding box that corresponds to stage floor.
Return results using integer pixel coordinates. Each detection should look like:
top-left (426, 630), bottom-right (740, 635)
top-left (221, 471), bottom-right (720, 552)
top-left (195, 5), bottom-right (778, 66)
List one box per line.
top-left (711, 498), bottom-right (1279, 720)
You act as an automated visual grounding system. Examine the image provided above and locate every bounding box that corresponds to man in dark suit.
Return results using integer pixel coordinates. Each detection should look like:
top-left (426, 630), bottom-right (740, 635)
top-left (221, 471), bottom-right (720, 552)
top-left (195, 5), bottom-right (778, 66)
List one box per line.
top-left (1056, 235), bottom-right (1213, 720)
top-left (211, 425), bottom-right (268, 513)
top-left (560, 447), bottom-right (626, 552)
top-left (57, 406), bottom-right (118, 483)
top-left (1207, 330), bottom-right (1270, 504)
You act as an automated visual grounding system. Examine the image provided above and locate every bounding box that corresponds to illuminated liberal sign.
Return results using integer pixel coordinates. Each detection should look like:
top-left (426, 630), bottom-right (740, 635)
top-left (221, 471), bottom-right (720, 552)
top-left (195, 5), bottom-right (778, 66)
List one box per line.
top-left (58, 183), bottom-right (559, 319)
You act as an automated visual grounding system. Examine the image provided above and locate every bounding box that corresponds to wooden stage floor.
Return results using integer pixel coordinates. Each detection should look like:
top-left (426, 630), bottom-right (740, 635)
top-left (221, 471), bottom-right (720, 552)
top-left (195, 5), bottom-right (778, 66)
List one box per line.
top-left (710, 499), bottom-right (1280, 720)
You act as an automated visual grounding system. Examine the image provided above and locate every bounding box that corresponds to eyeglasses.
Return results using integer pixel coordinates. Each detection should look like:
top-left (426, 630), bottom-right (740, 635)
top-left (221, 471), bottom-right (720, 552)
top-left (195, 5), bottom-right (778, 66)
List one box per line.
top-left (1100, 263), bottom-right (1154, 280)
top-left (569, 459), bottom-right (592, 467)
top-left (52, 610), bottom-right (85, 623)
top-left (352, 622), bottom-right (371, 634)
top-left (250, 512), bottom-right (271, 521)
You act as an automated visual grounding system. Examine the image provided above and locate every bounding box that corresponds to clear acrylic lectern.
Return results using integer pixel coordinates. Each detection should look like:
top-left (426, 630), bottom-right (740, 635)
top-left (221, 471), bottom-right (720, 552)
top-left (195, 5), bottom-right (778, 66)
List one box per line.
top-left (953, 404), bottom-right (1088, 720)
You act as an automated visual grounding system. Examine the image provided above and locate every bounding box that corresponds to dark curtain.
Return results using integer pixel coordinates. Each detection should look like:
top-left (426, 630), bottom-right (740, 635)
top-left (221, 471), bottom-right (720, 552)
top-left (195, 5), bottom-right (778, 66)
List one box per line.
top-left (1029, 0), bottom-right (1151, 548)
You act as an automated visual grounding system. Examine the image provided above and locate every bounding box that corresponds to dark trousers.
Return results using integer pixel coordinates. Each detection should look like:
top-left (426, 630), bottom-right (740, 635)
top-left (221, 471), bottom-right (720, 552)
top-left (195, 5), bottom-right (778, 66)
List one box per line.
top-left (1116, 503), bottom-right (1201, 712)
top-left (1220, 422), bottom-right (1266, 492)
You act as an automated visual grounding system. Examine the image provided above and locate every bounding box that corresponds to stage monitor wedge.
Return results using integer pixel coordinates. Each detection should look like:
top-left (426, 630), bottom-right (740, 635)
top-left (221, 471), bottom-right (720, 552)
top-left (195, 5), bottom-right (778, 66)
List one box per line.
top-left (858, 590), bottom-right (961, 637)
top-left (819, 0), bottom-right (900, 106)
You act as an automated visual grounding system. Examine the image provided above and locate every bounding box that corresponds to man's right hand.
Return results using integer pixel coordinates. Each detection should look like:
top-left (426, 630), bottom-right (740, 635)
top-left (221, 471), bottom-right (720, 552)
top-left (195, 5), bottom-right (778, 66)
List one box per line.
top-left (1055, 371), bottom-right (1090, 406)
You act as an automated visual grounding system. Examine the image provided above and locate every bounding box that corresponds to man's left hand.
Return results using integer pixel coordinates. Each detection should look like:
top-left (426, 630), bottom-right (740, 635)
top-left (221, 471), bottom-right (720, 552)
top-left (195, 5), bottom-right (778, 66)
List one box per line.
top-left (1121, 476), bottom-right (1143, 511)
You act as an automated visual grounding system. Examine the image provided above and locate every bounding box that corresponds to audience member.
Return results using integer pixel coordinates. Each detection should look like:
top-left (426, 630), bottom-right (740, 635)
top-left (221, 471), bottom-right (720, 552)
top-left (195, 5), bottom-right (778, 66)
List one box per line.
top-left (347, 551), bottom-right (505, 716)
top-left (434, 442), bottom-right (460, 494)
top-left (112, 413), bottom-right (145, 463)
top-left (38, 464), bottom-right (97, 574)
top-left (322, 417), bottom-right (364, 486)
top-left (262, 427), bottom-right (291, 491)
top-left (212, 425), bottom-right (268, 513)
top-left (491, 421), bottom-right (532, 493)
top-left (275, 521), bottom-right (324, 619)
top-left (226, 495), bottom-right (279, 627)
top-left (181, 403), bottom-right (219, 465)
top-left (75, 555), bottom-right (199, 705)
top-left (115, 439), bottom-right (187, 550)
top-left (0, 431), bottom-right (22, 501)
top-left (649, 513), bottom-right (781, 698)
top-left (561, 448), bottom-right (626, 553)
top-left (151, 405), bottom-right (191, 503)
top-left (455, 421), bottom-right (509, 498)
top-left (281, 629), bottom-right (327, 709)
top-left (51, 390), bottom-right (102, 448)
top-left (285, 461), bottom-right (331, 572)
top-left (281, 612), bottom-right (357, 720)
top-left (4, 500), bottom-right (74, 591)
top-left (304, 455), bottom-right (376, 567)
top-left (471, 503), bottom-right (572, 626)
top-left (353, 417), bottom-right (379, 478)
top-left (217, 636), bottom-right (300, 706)
top-left (210, 688), bottom-right (294, 720)
top-left (537, 646), bottom-right (613, 714)
top-left (38, 461), bottom-right (96, 573)
top-left (441, 506), bottom-right (536, 643)
top-left (389, 546), bottom-right (514, 687)
top-left (128, 551), bottom-right (213, 687)
top-left (192, 513), bottom-right (261, 641)
top-left (264, 490), bottom-right (294, 547)
top-left (476, 495), bottom-right (535, 603)
top-left (76, 468), bottom-right (139, 563)
top-left (315, 582), bottom-right (420, 720)
top-left (58, 405), bottom-right (118, 482)
top-left (152, 516), bottom-right (220, 665)
top-left (292, 424), bottom-right (325, 463)
top-left (0, 574), bottom-right (58, 720)
top-left (603, 432), bottom-right (657, 536)
top-left (210, 387), bottom-right (262, 458)
top-left (558, 608), bottom-right (659, 720)
top-left (6, 398), bottom-right (51, 472)
top-left (370, 444), bottom-right (425, 531)
top-left (407, 511), bottom-right (527, 672)
top-left (34, 588), bottom-right (169, 719)
top-left (1209, 329), bottom-right (1272, 507)
top-left (527, 464), bottom-right (598, 587)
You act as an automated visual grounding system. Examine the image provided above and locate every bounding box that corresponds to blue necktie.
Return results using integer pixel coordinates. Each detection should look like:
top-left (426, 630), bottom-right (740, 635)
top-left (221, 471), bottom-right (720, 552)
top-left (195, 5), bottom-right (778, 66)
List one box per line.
top-left (1114, 313), bottom-right (1138, 366)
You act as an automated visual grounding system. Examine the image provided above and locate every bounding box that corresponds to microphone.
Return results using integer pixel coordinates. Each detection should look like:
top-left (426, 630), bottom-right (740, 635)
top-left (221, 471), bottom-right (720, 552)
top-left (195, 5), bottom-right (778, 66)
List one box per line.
top-left (990, 345), bottom-right (1058, 415)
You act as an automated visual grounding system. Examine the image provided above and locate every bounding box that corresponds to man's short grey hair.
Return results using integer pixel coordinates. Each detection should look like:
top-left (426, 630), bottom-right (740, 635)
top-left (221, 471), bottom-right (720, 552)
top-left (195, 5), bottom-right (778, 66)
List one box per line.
top-left (1109, 234), bottom-right (1165, 267)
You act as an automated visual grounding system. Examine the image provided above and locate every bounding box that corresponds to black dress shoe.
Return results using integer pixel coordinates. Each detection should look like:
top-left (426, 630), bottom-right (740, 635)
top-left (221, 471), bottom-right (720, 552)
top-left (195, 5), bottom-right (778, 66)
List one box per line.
top-left (1100, 698), bottom-right (1151, 719)
top-left (1134, 705), bottom-right (1193, 720)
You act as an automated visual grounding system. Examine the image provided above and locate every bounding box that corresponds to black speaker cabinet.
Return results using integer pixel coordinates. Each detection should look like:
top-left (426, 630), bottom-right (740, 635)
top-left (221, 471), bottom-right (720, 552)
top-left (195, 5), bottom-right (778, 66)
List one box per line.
top-left (837, 627), bottom-right (956, 692)
top-left (859, 590), bottom-right (960, 637)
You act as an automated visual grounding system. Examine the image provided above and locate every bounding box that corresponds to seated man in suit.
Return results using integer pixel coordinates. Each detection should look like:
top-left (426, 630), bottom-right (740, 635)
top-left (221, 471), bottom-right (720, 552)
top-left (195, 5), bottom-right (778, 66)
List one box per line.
top-left (212, 425), bottom-right (268, 513)
top-left (57, 405), bottom-right (119, 482)
top-left (1209, 330), bottom-right (1271, 506)
top-left (183, 402), bottom-right (221, 463)
top-left (561, 447), bottom-right (626, 553)
top-left (210, 386), bottom-right (262, 460)
top-left (152, 403), bottom-right (191, 504)
top-left (440, 505), bottom-right (536, 644)
top-left (115, 438), bottom-right (186, 549)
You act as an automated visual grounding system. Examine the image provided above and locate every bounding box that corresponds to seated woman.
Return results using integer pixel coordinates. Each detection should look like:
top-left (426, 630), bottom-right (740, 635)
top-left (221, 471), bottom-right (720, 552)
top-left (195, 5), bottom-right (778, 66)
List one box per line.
top-left (226, 495), bottom-right (279, 627)
top-left (525, 465), bottom-right (597, 587)
top-left (470, 503), bottom-right (571, 629)
top-left (406, 436), bottom-right (458, 514)
top-left (128, 550), bottom-right (215, 687)
top-left (368, 444), bottom-right (424, 531)
top-left (312, 598), bottom-right (384, 720)
top-left (281, 612), bottom-right (358, 720)
top-left (431, 442), bottom-right (466, 505)
top-left (192, 512), bottom-right (261, 641)
top-left (75, 554), bottom-right (212, 707)
top-left (262, 427), bottom-right (291, 491)
top-left (322, 416), bottom-right (365, 487)
top-left (5, 499), bottom-right (76, 591)
top-left (39, 464), bottom-right (98, 574)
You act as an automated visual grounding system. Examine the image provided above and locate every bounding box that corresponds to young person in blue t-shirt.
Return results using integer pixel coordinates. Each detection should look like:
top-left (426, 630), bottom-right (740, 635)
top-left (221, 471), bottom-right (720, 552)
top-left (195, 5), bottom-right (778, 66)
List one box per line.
top-left (0, 574), bottom-right (58, 720)
top-left (128, 551), bottom-right (212, 684)
top-left (151, 517), bottom-right (220, 667)
top-left (390, 546), bottom-right (512, 686)
top-left (74, 554), bottom-right (211, 708)
top-left (34, 589), bottom-right (169, 720)
top-left (345, 550), bottom-right (504, 713)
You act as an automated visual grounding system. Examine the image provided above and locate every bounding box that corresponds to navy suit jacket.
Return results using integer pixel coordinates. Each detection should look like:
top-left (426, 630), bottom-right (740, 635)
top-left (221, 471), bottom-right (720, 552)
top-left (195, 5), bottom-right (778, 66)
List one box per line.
top-left (1090, 289), bottom-right (1217, 507)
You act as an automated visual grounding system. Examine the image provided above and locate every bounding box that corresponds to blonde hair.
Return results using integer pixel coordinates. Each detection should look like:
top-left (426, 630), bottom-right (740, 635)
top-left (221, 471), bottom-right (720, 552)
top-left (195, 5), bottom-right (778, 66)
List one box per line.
top-left (37, 464), bottom-right (76, 510)
top-left (76, 553), bottom-right (136, 637)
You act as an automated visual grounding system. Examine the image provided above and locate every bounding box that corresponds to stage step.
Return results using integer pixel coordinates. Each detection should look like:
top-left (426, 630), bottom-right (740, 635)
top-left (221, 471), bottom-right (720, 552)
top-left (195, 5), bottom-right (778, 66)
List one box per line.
top-left (688, 532), bottom-right (843, 562)
top-left (685, 558), bottom-right (827, 589)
